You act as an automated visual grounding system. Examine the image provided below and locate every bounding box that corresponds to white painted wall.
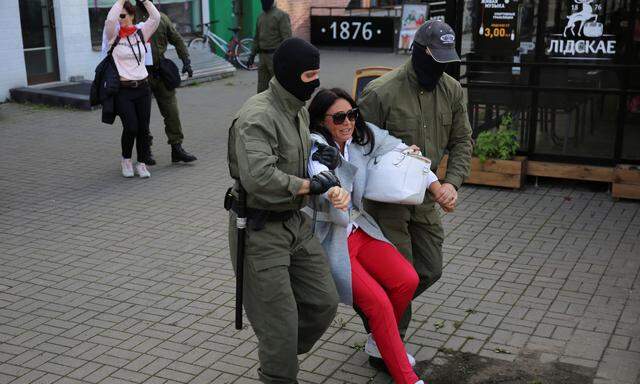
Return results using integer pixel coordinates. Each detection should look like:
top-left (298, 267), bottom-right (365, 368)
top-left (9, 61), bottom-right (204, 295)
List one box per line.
top-left (0, 0), bottom-right (28, 101)
top-left (53, 0), bottom-right (100, 82)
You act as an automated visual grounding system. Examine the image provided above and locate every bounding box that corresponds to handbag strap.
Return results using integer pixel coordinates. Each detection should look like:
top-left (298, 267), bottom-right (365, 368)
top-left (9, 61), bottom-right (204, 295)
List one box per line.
top-left (137, 29), bottom-right (148, 53)
top-left (107, 36), bottom-right (121, 56)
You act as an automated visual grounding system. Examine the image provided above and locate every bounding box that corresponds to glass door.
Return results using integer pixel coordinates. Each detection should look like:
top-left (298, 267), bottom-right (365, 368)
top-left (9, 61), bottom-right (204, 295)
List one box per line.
top-left (20, 0), bottom-right (60, 84)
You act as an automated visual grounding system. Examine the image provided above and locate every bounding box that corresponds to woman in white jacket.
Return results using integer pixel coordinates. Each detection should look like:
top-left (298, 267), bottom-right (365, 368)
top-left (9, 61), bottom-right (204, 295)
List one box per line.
top-left (306, 88), bottom-right (446, 384)
top-left (103, 0), bottom-right (160, 178)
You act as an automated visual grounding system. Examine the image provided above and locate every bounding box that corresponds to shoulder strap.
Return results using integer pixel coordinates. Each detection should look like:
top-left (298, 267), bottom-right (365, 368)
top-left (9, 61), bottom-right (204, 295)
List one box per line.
top-left (137, 29), bottom-right (148, 53)
top-left (107, 36), bottom-right (121, 56)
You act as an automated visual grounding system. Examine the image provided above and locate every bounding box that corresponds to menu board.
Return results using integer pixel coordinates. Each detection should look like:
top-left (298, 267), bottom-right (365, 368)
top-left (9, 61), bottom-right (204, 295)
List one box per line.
top-left (475, 0), bottom-right (520, 53)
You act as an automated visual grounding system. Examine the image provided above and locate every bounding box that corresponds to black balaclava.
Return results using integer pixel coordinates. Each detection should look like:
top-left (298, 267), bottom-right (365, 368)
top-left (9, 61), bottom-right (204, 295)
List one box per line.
top-left (273, 38), bottom-right (320, 102)
top-left (261, 0), bottom-right (274, 11)
top-left (412, 44), bottom-right (447, 91)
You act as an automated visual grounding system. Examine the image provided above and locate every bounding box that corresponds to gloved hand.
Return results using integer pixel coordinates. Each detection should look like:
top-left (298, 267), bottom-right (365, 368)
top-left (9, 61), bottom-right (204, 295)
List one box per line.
top-left (309, 171), bottom-right (340, 195)
top-left (182, 58), bottom-right (193, 78)
top-left (312, 142), bottom-right (341, 170)
top-left (247, 54), bottom-right (256, 67)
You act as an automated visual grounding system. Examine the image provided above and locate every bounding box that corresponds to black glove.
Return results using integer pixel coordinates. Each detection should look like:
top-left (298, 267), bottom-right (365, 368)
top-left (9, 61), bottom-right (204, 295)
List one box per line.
top-left (247, 54), bottom-right (256, 67)
top-left (309, 171), bottom-right (340, 195)
top-left (182, 59), bottom-right (193, 78)
top-left (312, 142), bottom-right (341, 170)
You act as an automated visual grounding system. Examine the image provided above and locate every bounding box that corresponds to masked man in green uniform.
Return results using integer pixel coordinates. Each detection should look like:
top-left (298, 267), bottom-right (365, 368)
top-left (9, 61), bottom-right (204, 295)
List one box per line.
top-left (248, 0), bottom-right (292, 93)
top-left (136, 0), bottom-right (197, 165)
top-left (358, 20), bottom-right (473, 371)
top-left (228, 38), bottom-right (349, 384)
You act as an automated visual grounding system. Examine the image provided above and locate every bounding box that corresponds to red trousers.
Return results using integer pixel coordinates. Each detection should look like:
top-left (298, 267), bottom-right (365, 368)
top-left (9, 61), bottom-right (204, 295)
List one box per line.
top-left (348, 229), bottom-right (419, 384)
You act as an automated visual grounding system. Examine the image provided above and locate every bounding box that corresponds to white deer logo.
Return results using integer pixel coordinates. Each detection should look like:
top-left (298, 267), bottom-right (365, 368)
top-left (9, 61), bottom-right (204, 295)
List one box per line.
top-left (563, 0), bottom-right (599, 37)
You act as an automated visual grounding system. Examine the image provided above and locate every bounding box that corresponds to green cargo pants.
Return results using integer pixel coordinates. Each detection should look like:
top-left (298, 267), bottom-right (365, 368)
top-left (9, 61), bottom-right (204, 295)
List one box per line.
top-left (362, 200), bottom-right (444, 338)
top-left (257, 53), bottom-right (274, 94)
top-left (229, 211), bottom-right (339, 384)
top-left (148, 76), bottom-right (184, 145)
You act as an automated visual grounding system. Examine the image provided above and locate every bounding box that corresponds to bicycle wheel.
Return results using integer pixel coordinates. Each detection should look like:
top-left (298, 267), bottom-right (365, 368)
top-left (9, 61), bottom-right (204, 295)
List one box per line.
top-left (235, 38), bottom-right (258, 71)
top-left (188, 37), bottom-right (208, 51)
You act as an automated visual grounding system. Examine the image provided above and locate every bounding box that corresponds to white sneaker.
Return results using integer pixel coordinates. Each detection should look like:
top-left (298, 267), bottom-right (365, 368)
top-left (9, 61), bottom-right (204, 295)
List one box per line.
top-left (364, 333), bottom-right (416, 367)
top-left (415, 381), bottom-right (424, 384)
top-left (136, 163), bottom-right (151, 178)
top-left (121, 158), bottom-right (134, 178)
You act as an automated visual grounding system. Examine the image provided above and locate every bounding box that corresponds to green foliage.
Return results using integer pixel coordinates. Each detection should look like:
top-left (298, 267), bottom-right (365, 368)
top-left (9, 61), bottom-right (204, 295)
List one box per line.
top-left (473, 113), bottom-right (519, 162)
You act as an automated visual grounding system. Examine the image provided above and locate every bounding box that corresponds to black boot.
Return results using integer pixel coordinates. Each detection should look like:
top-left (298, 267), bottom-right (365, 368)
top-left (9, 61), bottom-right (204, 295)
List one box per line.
top-left (368, 356), bottom-right (389, 374)
top-left (146, 134), bottom-right (156, 165)
top-left (171, 144), bottom-right (197, 163)
top-left (146, 150), bottom-right (157, 166)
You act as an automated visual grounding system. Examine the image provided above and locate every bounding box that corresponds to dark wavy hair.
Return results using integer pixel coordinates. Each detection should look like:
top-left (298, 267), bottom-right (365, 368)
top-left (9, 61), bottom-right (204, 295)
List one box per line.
top-left (308, 88), bottom-right (375, 156)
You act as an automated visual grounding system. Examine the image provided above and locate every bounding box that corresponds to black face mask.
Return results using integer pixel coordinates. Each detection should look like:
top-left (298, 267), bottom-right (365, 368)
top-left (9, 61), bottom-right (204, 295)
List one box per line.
top-left (261, 0), bottom-right (274, 11)
top-left (274, 38), bottom-right (321, 102)
top-left (412, 45), bottom-right (447, 91)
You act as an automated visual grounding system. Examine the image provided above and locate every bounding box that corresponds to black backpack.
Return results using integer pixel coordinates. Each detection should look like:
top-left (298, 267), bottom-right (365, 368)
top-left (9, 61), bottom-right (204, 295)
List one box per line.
top-left (158, 57), bottom-right (181, 90)
top-left (90, 37), bottom-right (121, 106)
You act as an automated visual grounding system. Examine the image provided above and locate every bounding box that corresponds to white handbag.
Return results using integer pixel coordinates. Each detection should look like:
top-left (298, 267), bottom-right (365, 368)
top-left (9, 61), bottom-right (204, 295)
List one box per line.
top-left (364, 149), bottom-right (433, 205)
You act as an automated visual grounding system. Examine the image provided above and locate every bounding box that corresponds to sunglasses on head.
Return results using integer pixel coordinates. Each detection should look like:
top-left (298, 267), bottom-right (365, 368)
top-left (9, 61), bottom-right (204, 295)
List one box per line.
top-left (119, 14), bottom-right (128, 19)
top-left (327, 108), bottom-right (358, 125)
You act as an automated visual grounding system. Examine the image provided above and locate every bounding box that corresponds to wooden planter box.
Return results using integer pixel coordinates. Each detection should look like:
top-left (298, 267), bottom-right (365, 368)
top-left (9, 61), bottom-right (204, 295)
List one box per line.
top-left (612, 164), bottom-right (640, 200)
top-left (437, 155), bottom-right (527, 189)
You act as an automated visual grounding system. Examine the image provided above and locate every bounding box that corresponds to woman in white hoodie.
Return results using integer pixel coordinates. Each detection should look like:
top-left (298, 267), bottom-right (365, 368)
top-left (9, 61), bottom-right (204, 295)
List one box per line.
top-left (103, 0), bottom-right (160, 178)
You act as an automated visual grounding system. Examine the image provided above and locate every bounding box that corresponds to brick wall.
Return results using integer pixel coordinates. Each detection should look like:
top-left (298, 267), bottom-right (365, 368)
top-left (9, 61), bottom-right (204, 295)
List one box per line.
top-left (277, 0), bottom-right (350, 40)
top-left (0, 0), bottom-right (28, 101)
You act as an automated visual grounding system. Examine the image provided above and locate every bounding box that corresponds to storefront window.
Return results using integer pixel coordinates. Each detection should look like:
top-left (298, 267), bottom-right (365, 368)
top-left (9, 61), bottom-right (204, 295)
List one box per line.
top-left (459, 0), bottom-right (637, 163)
top-left (88, 0), bottom-right (202, 48)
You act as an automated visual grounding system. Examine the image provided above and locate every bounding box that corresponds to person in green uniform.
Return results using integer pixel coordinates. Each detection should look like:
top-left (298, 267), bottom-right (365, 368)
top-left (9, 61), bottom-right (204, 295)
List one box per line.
top-left (228, 38), bottom-right (349, 384)
top-left (358, 19), bottom-right (473, 371)
top-left (136, 0), bottom-right (197, 165)
top-left (248, 0), bottom-right (292, 93)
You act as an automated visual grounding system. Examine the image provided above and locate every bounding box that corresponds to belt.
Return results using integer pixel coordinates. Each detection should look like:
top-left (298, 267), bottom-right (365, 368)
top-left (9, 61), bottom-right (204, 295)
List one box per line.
top-left (258, 48), bottom-right (276, 54)
top-left (120, 78), bottom-right (148, 88)
top-left (224, 188), bottom-right (296, 229)
top-left (252, 209), bottom-right (296, 222)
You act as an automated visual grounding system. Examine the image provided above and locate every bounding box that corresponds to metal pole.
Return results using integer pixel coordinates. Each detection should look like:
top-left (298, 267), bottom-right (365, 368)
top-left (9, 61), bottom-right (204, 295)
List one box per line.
top-left (526, 0), bottom-right (548, 155)
top-left (613, 0), bottom-right (637, 161)
top-left (235, 186), bottom-right (247, 330)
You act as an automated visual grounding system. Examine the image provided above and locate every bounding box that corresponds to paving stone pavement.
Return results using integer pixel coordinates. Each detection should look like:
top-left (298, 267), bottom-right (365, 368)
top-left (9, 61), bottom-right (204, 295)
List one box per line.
top-left (1, 50), bottom-right (639, 384)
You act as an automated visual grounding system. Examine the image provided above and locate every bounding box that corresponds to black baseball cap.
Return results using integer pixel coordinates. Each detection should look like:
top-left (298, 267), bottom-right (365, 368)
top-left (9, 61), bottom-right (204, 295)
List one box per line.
top-left (413, 19), bottom-right (460, 63)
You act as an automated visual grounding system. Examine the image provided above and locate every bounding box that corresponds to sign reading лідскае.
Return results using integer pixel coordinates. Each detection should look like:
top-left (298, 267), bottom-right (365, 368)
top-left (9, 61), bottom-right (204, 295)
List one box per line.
top-left (475, 0), bottom-right (520, 53)
top-left (311, 16), bottom-right (395, 49)
top-left (547, 0), bottom-right (616, 60)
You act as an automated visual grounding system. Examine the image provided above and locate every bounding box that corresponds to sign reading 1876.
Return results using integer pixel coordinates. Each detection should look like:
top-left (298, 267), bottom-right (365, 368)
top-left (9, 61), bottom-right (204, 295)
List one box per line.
top-left (548, 0), bottom-right (616, 60)
top-left (311, 16), bottom-right (395, 49)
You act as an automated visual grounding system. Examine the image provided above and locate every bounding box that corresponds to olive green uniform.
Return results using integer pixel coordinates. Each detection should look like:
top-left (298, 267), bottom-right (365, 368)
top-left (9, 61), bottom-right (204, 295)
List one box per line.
top-left (228, 78), bottom-right (339, 384)
top-left (252, 7), bottom-right (292, 93)
top-left (359, 60), bottom-right (472, 336)
top-left (139, 11), bottom-right (189, 145)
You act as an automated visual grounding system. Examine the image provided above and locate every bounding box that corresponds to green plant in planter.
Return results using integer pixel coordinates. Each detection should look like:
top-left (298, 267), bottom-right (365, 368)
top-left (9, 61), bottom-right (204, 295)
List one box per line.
top-left (473, 113), bottom-right (519, 163)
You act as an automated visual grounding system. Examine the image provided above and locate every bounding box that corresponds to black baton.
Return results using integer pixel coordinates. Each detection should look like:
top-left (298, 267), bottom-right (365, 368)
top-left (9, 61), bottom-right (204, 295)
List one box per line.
top-left (235, 186), bottom-right (247, 330)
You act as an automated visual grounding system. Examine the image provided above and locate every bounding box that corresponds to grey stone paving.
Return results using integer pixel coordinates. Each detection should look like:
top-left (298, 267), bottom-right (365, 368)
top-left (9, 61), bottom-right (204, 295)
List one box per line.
top-left (1, 50), bottom-right (639, 384)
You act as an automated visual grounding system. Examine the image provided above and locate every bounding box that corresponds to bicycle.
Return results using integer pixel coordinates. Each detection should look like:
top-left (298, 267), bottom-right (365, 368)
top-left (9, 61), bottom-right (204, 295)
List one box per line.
top-left (189, 20), bottom-right (257, 71)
